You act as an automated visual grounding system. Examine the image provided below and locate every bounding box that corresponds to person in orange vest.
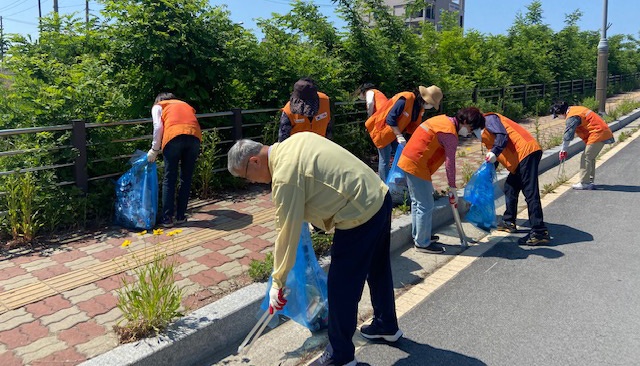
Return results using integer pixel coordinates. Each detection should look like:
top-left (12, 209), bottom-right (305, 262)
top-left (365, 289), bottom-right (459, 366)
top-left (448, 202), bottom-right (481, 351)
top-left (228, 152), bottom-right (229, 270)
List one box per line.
top-left (397, 112), bottom-right (464, 254)
top-left (550, 101), bottom-right (615, 190)
top-left (279, 78), bottom-right (333, 142)
top-left (456, 107), bottom-right (551, 246)
top-left (366, 85), bottom-right (443, 182)
top-left (357, 82), bottom-right (388, 117)
top-left (147, 92), bottom-right (202, 228)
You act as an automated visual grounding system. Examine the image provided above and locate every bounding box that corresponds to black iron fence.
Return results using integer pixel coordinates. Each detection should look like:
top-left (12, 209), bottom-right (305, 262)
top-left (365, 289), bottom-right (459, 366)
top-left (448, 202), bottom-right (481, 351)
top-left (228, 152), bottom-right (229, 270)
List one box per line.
top-left (1, 72), bottom-right (640, 195)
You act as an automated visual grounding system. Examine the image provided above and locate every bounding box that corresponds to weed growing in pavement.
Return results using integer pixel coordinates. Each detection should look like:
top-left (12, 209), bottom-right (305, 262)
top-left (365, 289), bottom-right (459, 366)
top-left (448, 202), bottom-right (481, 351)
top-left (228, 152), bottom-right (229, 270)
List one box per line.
top-left (618, 131), bottom-right (631, 143)
top-left (114, 229), bottom-right (184, 343)
top-left (248, 252), bottom-right (274, 282)
top-left (456, 150), bottom-right (467, 158)
top-left (533, 117), bottom-right (541, 143)
top-left (311, 231), bottom-right (333, 258)
top-left (461, 162), bottom-right (475, 186)
top-left (396, 191), bottom-right (411, 215)
top-left (193, 130), bottom-right (222, 199)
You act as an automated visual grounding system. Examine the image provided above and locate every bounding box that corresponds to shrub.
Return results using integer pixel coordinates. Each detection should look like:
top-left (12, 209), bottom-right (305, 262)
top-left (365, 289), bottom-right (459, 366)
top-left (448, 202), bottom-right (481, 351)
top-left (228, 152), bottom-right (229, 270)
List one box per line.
top-left (193, 129), bottom-right (222, 199)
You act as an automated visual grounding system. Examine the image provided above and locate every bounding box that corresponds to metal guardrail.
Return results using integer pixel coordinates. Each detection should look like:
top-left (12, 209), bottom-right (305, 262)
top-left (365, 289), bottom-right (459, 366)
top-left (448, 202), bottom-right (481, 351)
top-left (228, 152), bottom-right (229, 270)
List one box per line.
top-left (1, 73), bottom-right (639, 194)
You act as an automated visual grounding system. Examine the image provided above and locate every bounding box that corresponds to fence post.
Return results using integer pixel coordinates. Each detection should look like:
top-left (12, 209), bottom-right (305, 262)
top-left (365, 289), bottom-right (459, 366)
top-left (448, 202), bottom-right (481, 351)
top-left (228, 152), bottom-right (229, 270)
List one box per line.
top-left (570, 80), bottom-right (574, 95)
top-left (500, 87), bottom-right (505, 110)
top-left (71, 119), bottom-right (88, 193)
top-left (472, 87), bottom-right (478, 103)
top-left (231, 108), bottom-right (243, 141)
top-left (541, 83), bottom-right (546, 99)
top-left (522, 85), bottom-right (527, 107)
top-left (582, 78), bottom-right (586, 95)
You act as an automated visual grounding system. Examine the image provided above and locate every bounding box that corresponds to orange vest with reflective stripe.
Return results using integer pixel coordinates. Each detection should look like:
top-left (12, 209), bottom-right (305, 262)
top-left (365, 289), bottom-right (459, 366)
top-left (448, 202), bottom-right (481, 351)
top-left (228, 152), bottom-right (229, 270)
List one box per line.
top-left (282, 92), bottom-right (331, 137)
top-left (370, 89), bottom-right (388, 115)
top-left (566, 106), bottom-right (613, 144)
top-left (365, 92), bottom-right (424, 149)
top-left (157, 100), bottom-right (202, 150)
top-left (482, 113), bottom-right (541, 173)
top-left (397, 115), bottom-right (456, 181)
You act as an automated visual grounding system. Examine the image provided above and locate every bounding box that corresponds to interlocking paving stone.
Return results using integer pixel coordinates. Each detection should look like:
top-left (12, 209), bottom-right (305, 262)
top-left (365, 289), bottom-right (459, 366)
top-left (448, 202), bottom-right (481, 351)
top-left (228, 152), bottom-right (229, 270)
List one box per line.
top-left (1, 273), bottom-right (38, 291)
top-left (40, 306), bottom-right (89, 333)
top-left (74, 334), bottom-right (118, 359)
top-left (13, 335), bottom-right (68, 364)
top-left (0, 308), bottom-right (34, 332)
top-left (62, 284), bottom-right (105, 304)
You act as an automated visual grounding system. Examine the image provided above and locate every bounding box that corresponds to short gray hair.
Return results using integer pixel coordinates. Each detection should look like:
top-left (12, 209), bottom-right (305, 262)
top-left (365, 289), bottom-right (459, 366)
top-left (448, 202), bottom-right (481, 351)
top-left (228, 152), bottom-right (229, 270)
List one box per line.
top-left (227, 139), bottom-right (264, 177)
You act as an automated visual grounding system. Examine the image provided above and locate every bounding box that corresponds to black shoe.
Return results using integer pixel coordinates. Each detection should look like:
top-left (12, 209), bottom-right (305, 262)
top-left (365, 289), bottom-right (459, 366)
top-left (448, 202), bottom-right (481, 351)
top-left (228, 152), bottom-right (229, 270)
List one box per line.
top-left (360, 321), bottom-right (403, 342)
top-left (497, 221), bottom-right (517, 233)
top-left (430, 235), bottom-right (439, 243)
top-left (161, 217), bottom-right (174, 228)
top-left (518, 231), bottom-right (551, 246)
top-left (309, 345), bottom-right (357, 366)
top-left (414, 243), bottom-right (445, 254)
top-left (176, 217), bottom-right (187, 225)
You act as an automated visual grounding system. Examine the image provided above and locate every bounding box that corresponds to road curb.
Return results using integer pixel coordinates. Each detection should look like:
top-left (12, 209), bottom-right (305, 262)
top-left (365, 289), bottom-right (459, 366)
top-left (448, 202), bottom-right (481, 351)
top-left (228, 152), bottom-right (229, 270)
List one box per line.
top-left (80, 108), bottom-right (640, 366)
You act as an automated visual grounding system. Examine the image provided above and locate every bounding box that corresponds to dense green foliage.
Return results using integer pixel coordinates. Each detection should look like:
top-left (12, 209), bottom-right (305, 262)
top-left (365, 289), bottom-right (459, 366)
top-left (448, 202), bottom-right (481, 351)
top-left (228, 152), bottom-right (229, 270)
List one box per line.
top-left (1, 0), bottom-right (640, 236)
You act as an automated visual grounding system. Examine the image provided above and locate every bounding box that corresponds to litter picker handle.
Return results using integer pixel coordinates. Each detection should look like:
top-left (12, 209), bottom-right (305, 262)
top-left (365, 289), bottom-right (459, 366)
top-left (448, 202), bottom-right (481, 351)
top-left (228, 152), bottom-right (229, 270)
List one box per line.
top-left (237, 308), bottom-right (270, 354)
top-left (450, 201), bottom-right (469, 248)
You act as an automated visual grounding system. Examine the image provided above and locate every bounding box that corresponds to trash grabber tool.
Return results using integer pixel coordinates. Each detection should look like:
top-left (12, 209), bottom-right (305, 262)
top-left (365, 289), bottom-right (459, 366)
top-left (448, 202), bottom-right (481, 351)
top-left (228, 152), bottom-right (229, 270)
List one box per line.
top-left (448, 191), bottom-right (468, 248)
top-left (237, 308), bottom-right (270, 354)
top-left (556, 159), bottom-right (566, 179)
top-left (240, 310), bottom-right (276, 354)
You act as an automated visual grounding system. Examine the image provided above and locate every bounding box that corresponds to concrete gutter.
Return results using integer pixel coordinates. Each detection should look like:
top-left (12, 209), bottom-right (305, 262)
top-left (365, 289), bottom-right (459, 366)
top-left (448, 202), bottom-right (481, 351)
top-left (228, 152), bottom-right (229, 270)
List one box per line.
top-left (80, 108), bottom-right (640, 366)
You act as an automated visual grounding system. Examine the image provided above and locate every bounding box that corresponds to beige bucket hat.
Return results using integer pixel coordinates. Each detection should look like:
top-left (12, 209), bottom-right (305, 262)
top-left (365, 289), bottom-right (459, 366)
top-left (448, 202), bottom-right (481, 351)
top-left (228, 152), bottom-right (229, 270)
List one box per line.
top-left (418, 85), bottom-right (443, 110)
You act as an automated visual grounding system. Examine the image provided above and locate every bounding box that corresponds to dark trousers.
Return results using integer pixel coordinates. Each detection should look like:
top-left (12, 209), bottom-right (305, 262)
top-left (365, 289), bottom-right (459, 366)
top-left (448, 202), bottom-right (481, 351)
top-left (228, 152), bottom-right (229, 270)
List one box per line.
top-left (328, 192), bottom-right (398, 364)
top-left (502, 150), bottom-right (547, 233)
top-left (162, 134), bottom-right (200, 221)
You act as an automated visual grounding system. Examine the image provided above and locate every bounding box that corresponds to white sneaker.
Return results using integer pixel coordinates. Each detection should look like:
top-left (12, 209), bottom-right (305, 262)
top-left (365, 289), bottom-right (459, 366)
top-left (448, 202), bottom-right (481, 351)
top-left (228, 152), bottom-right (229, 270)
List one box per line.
top-left (572, 183), bottom-right (594, 190)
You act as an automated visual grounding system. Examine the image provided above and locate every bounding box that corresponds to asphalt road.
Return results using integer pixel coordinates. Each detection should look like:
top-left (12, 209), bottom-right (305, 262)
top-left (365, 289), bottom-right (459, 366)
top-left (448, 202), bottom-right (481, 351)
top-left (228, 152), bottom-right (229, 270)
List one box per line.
top-left (356, 138), bottom-right (640, 366)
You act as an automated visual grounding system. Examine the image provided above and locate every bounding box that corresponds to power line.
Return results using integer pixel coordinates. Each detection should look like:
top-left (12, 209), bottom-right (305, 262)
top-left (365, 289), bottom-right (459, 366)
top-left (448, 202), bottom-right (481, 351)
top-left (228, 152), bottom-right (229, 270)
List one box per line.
top-left (3, 16), bottom-right (38, 26)
top-left (0, 0), bottom-right (28, 13)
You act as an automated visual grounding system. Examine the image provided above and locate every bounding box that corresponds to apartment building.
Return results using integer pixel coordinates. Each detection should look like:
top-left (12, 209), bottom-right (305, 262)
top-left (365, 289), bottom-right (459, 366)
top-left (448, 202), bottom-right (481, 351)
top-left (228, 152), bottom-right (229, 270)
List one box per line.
top-left (382, 0), bottom-right (465, 30)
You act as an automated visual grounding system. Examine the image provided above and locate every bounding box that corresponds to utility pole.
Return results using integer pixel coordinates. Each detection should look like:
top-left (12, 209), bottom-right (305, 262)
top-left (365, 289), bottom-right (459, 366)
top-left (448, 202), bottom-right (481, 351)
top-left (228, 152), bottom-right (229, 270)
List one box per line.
top-left (0, 16), bottom-right (4, 67)
top-left (38, 0), bottom-right (43, 29)
top-left (86, 0), bottom-right (89, 29)
top-left (595, 0), bottom-right (609, 114)
top-left (53, 0), bottom-right (59, 15)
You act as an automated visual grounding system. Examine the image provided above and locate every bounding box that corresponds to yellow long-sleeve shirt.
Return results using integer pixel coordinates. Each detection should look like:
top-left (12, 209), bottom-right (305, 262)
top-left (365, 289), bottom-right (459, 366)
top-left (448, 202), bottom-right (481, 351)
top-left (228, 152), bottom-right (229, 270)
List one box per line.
top-left (268, 132), bottom-right (389, 289)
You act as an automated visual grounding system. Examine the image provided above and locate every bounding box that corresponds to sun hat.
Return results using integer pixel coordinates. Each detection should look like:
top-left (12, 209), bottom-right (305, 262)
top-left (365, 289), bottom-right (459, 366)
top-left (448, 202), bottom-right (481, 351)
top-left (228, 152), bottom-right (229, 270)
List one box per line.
top-left (418, 85), bottom-right (443, 110)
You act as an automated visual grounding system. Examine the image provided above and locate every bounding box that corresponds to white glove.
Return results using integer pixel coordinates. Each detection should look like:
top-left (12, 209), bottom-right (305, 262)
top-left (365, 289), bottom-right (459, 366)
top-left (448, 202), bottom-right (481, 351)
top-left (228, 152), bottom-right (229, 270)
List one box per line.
top-left (269, 287), bottom-right (287, 314)
top-left (485, 151), bottom-right (497, 163)
top-left (448, 187), bottom-right (458, 205)
top-left (396, 134), bottom-right (407, 146)
top-left (147, 149), bottom-right (160, 163)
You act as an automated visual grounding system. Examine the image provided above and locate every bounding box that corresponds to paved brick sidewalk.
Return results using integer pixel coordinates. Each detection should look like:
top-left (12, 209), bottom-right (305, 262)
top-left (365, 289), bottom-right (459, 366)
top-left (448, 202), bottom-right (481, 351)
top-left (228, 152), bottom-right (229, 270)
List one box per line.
top-left (0, 93), bottom-right (638, 365)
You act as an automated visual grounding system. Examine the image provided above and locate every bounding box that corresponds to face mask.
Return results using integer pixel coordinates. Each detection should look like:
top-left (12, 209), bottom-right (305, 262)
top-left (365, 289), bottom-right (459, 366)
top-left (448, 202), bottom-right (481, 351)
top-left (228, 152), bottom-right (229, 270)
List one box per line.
top-left (458, 126), bottom-right (469, 137)
top-left (423, 103), bottom-right (433, 109)
top-left (473, 128), bottom-right (483, 139)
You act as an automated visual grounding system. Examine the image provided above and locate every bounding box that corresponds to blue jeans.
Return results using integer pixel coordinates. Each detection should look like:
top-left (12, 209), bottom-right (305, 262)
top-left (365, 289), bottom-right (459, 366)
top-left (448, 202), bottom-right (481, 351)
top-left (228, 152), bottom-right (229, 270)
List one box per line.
top-left (377, 140), bottom-right (398, 182)
top-left (328, 193), bottom-right (397, 364)
top-left (405, 172), bottom-right (435, 247)
top-left (162, 134), bottom-right (200, 221)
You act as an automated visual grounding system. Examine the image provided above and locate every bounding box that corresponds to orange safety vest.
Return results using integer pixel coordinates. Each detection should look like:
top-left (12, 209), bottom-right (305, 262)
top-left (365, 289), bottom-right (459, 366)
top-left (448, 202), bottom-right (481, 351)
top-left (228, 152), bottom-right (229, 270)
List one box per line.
top-left (397, 115), bottom-right (456, 181)
top-left (282, 92), bottom-right (331, 137)
top-left (365, 92), bottom-right (424, 149)
top-left (370, 89), bottom-right (388, 115)
top-left (566, 106), bottom-right (613, 144)
top-left (156, 100), bottom-right (202, 150)
top-left (481, 113), bottom-right (541, 173)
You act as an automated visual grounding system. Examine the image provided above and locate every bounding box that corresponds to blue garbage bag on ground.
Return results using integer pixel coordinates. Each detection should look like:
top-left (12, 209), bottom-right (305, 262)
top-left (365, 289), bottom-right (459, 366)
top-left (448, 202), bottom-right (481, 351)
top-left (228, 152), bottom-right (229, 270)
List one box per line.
top-left (114, 150), bottom-right (158, 230)
top-left (463, 162), bottom-right (497, 231)
top-left (260, 223), bottom-right (329, 332)
top-left (386, 144), bottom-right (409, 204)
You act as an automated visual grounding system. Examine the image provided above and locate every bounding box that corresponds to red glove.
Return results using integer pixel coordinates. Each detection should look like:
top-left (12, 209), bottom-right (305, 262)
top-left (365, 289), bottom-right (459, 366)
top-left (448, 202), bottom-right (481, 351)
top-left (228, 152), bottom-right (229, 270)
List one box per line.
top-left (268, 287), bottom-right (287, 314)
top-left (448, 188), bottom-right (458, 205)
top-left (559, 151), bottom-right (567, 161)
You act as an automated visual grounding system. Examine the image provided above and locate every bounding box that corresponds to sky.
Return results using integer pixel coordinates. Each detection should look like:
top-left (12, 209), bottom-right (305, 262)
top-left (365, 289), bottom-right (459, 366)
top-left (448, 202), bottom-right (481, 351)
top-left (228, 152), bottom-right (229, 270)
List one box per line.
top-left (1, 0), bottom-right (639, 41)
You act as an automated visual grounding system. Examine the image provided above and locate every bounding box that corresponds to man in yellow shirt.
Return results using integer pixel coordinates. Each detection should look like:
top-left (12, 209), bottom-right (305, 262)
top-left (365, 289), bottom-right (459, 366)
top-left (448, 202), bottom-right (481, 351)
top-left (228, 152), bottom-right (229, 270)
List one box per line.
top-left (228, 132), bottom-right (401, 366)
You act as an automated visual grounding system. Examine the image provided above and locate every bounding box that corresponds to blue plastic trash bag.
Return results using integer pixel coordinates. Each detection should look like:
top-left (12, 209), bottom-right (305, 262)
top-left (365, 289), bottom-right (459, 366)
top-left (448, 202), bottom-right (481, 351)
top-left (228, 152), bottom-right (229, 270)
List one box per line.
top-left (260, 223), bottom-right (329, 332)
top-left (463, 162), bottom-right (497, 231)
top-left (114, 150), bottom-right (158, 230)
top-left (386, 144), bottom-right (409, 204)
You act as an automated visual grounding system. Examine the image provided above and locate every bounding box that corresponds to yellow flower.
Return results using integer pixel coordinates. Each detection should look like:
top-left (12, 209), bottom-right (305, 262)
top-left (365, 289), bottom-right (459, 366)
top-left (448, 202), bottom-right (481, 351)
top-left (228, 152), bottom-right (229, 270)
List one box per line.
top-left (153, 229), bottom-right (164, 236)
top-left (137, 230), bottom-right (147, 236)
top-left (121, 239), bottom-right (132, 248)
top-left (167, 231), bottom-right (175, 237)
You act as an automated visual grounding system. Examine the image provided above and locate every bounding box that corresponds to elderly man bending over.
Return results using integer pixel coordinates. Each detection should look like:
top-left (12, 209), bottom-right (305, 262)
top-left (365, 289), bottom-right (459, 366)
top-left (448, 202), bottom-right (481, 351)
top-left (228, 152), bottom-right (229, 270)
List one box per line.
top-left (227, 132), bottom-right (401, 366)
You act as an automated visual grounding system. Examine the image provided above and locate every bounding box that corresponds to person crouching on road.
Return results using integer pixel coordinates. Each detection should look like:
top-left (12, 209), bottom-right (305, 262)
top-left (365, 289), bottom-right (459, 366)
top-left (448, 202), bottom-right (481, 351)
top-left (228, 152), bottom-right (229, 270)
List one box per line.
top-left (550, 101), bottom-right (614, 190)
top-left (365, 85), bottom-right (443, 182)
top-left (146, 92), bottom-right (201, 228)
top-left (278, 78), bottom-right (333, 142)
top-left (228, 132), bottom-right (401, 366)
top-left (455, 107), bottom-right (550, 246)
top-left (396, 107), bottom-right (460, 254)
top-left (356, 82), bottom-right (388, 117)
